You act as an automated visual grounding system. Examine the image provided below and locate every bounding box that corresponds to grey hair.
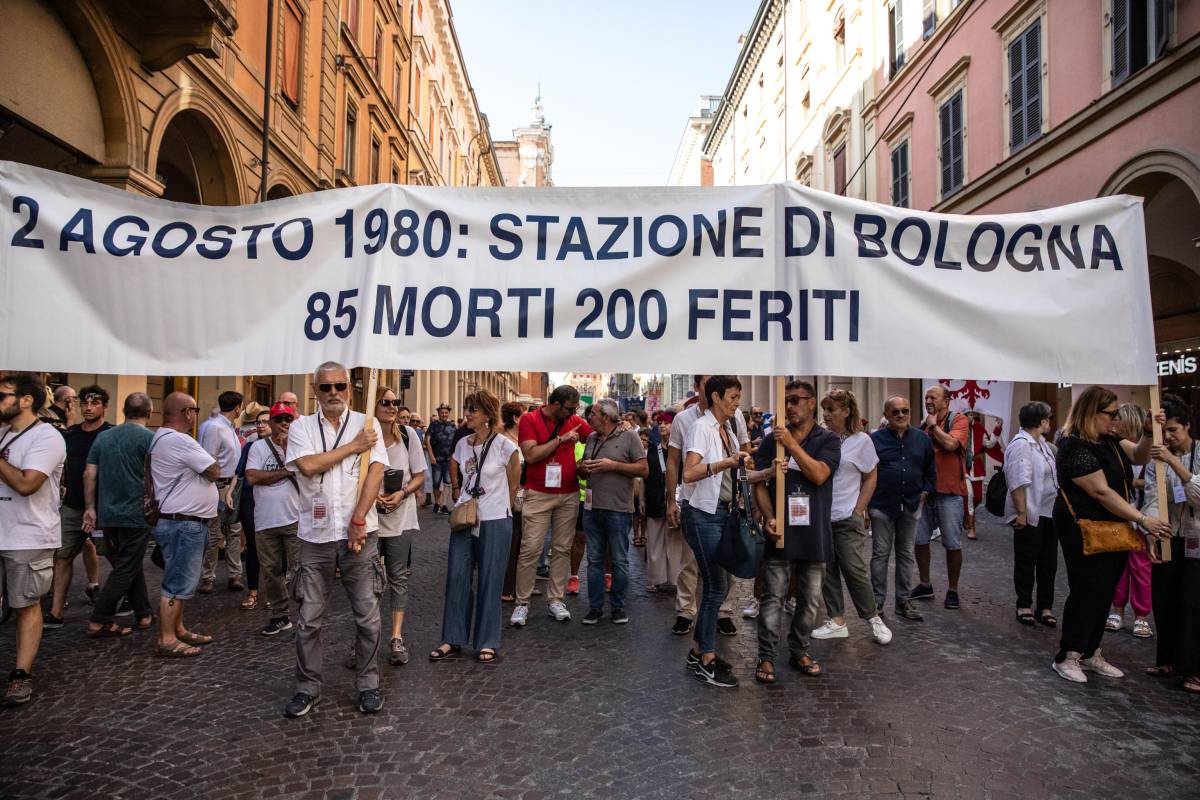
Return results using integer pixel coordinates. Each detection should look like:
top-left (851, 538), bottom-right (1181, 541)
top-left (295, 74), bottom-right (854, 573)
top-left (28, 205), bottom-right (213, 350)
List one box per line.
top-left (312, 361), bottom-right (348, 383)
top-left (593, 398), bottom-right (620, 423)
top-left (53, 385), bottom-right (75, 403)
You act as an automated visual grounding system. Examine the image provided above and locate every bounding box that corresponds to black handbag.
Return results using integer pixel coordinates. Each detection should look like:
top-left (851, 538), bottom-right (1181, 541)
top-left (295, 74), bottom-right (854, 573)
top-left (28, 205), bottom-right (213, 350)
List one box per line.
top-left (715, 461), bottom-right (765, 579)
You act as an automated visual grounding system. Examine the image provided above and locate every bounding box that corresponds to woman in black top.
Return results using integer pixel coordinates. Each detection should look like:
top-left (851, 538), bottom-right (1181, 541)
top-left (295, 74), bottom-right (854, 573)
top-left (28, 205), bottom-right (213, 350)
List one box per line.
top-left (1051, 386), bottom-right (1171, 684)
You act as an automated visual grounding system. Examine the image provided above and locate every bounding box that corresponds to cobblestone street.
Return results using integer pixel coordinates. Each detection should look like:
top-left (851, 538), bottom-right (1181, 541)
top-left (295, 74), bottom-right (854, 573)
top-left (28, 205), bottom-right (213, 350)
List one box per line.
top-left (1, 509), bottom-right (1197, 800)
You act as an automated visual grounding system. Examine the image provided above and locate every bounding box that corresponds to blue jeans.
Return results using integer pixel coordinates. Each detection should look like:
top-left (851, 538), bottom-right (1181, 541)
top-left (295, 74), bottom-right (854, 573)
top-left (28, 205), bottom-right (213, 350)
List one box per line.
top-left (431, 460), bottom-right (452, 491)
top-left (680, 504), bottom-right (729, 655)
top-left (916, 492), bottom-right (966, 551)
top-left (583, 509), bottom-right (631, 612)
top-left (441, 517), bottom-right (512, 651)
top-left (153, 518), bottom-right (208, 600)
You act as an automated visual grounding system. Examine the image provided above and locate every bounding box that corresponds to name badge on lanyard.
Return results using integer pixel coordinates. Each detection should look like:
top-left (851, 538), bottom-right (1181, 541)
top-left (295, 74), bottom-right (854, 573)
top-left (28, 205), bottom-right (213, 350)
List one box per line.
top-left (1185, 534), bottom-right (1200, 559)
top-left (788, 491), bottom-right (811, 527)
top-left (545, 462), bottom-right (563, 488)
top-left (584, 487), bottom-right (593, 510)
top-left (311, 491), bottom-right (330, 529)
top-left (1173, 482), bottom-right (1187, 505)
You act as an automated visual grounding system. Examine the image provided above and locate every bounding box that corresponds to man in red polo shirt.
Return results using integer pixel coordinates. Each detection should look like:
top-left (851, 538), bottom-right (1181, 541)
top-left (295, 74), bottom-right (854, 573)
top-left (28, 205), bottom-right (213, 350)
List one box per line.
top-left (511, 385), bottom-right (593, 627)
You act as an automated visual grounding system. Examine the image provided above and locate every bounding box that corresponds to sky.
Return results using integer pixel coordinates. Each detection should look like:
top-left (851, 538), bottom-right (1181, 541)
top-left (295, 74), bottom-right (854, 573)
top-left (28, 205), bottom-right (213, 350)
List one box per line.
top-left (451, 0), bottom-right (759, 187)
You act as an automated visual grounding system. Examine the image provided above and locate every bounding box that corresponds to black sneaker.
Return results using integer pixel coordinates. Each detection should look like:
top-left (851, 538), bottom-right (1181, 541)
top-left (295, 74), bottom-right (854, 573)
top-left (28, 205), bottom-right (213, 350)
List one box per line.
top-left (694, 658), bottom-right (739, 688)
top-left (114, 598), bottom-right (134, 617)
top-left (582, 609), bottom-right (603, 625)
top-left (260, 617), bottom-right (293, 636)
top-left (944, 590), bottom-right (961, 610)
top-left (283, 692), bottom-right (319, 718)
top-left (910, 583), bottom-right (935, 601)
top-left (42, 613), bottom-right (64, 629)
top-left (611, 609), bottom-right (629, 625)
top-left (358, 689), bottom-right (384, 714)
top-left (685, 650), bottom-right (701, 672)
top-left (717, 617), bottom-right (737, 637)
top-left (671, 616), bottom-right (694, 636)
top-left (896, 601), bottom-right (924, 621)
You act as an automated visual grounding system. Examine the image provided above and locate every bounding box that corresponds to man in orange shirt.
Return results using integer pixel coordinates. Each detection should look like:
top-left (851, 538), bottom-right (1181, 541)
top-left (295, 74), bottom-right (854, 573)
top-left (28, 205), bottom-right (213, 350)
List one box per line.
top-left (912, 385), bottom-right (969, 610)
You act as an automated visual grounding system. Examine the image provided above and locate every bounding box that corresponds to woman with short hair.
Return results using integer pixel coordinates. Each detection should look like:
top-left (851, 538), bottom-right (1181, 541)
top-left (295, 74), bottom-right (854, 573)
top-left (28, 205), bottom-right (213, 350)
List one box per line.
top-left (1050, 387), bottom-right (1171, 683)
top-left (431, 390), bottom-right (520, 664)
top-left (1004, 401), bottom-right (1058, 627)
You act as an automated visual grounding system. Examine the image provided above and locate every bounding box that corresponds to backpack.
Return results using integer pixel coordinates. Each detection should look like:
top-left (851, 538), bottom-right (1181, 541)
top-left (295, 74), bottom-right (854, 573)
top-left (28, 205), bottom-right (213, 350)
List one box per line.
top-left (984, 465), bottom-right (1007, 517)
top-left (944, 411), bottom-right (974, 472)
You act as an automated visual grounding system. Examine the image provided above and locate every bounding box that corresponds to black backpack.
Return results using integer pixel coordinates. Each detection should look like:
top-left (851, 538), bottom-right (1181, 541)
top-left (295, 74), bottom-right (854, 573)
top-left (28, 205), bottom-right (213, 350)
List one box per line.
top-left (984, 466), bottom-right (1007, 518)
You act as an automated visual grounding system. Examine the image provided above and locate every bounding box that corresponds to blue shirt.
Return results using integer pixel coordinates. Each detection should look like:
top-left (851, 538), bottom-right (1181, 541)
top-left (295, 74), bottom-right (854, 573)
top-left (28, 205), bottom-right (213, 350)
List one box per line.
top-left (869, 427), bottom-right (936, 518)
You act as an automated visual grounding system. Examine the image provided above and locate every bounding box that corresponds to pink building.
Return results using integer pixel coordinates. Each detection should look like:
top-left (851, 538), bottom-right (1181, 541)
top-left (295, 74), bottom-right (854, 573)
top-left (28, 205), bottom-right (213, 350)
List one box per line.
top-left (868, 0), bottom-right (1200, 408)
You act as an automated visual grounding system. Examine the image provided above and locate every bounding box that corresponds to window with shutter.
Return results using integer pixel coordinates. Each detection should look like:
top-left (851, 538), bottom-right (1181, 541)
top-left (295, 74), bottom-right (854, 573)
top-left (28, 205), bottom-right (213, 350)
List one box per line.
top-left (1009, 19), bottom-right (1042, 152)
top-left (923, 0), bottom-right (936, 38)
top-left (1112, 0), bottom-right (1130, 83)
top-left (890, 142), bottom-right (910, 208)
top-left (1009, 33), bottom-right (1025, 150)
top-left (890, 2), bottom-right (906, 76)
top-left (281, 2), bottom-right (303, 109)
top-left (939, 89), bottom-right (964, 197)
top-left (833, 145), bottom-right (847, 195)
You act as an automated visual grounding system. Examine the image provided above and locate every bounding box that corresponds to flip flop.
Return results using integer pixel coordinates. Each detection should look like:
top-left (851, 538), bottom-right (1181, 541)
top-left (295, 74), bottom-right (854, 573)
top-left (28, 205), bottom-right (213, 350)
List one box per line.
top-left (1016, 610), bottom-right (1036, 626)
top-left (177, 630), bottom-right (213, 646)
top-left (155, 641), bottom-right (202, 658)
top-left (755, 661), bottom-right (777, 684)
top-left (87, 623), bottom-right (131, 639)
top-left (1038, 611), bottom-right (1058, 628)
top-left (789, 654), bottom-right (823, 677)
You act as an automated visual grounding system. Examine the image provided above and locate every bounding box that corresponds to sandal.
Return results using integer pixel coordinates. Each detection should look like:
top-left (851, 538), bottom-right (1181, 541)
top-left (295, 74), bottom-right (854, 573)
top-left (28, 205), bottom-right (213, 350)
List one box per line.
top-left (1145, 664), bottom-right (1176, 678)
top-left (155, 640), bottom-right (202, 658)
top-left (755, 660), bottom-right (776, 684)
top-left (477, 648), bottom-right (498, 664)
top-left (1038, 611), bottom-right (1057, 628)
top-left (429, 644), bottom-right (461, 661)
top-left (1183, 676), bottom-right (1200, 694)
top-left (789, 654), bottom-right (823, 677)
top-left (136, 616), bottom-right (154, 630)
top-left (239, 593), bottom-right (259, 611)
top-left (87, 623), bottom-right (131, 639)
top-left (1016, 610), bottom-right (1036, 626)
top-left (177, 630), bottom-right (213, 646)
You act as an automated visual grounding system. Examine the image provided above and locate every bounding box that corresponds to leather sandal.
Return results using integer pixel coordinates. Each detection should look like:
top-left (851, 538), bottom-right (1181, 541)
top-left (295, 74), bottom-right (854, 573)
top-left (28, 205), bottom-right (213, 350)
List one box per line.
top-left (429, 644), bottom-right (461, 661)
top-left (789, 654), bottom-right (823, 676)
top-left (755, 660), bottom-right (776, 684)
top-left (1038, 610), bottom-right (1057, 628)
top-left (156, 641), bottom-right (202, 658)
top-left (87, 623), bottom-right (131, 639)
top-left (477, 648), bottom-right (498, 664)
top-left (1016, 610), bottom-right (1036, 626)
top-left (177, 630), bottom-right (213, 646)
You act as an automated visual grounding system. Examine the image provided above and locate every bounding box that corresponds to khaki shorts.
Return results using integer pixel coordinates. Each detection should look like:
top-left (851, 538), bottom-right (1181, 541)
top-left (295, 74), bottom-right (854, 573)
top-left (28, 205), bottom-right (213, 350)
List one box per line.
top-left (1, 549), bottom-right (55, 609)
top-left (56, 505), bottom-right (88, 560)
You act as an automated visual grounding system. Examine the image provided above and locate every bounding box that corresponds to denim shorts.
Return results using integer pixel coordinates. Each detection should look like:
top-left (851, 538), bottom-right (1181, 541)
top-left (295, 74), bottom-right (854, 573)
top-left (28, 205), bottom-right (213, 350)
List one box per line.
top-left (153, 518), bottom-right (209, 599)
top-left (916, 492), bottom-right (966, 551)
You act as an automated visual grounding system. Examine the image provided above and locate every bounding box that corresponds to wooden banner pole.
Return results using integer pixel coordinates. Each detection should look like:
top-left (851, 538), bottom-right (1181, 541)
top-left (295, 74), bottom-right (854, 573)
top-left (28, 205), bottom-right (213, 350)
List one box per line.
top-left (774, 376), bottom-right (785, 549)
top-left (1149, 384), bottom-right (1171, 561)
top-left (352, 367), bottom-right (380, 554)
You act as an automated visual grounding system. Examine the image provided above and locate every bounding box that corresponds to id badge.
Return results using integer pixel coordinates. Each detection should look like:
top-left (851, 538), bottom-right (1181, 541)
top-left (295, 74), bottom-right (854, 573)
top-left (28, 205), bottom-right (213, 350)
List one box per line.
top-left (545, 462), bottom-right (563, 489)
top-left (311, 492), bottom-right (330, 529)
top-left (584, 488), bottom-right (594, 510)
top-left (788, 492), bottom-right (811, 526)
top-left (1185, 534), bottom-right (1200, 559)
top-left (1173, 483), bottom-right (1187, 504)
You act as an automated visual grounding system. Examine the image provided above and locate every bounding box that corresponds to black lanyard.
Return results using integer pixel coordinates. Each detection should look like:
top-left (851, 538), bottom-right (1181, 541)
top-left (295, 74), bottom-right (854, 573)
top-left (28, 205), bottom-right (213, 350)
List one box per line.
top-left (0, 419), bottom-right (40, 461)
top-left (586, 429), bottom-right (620, 462)
top-left (316, 412), bottom-right (350, 486)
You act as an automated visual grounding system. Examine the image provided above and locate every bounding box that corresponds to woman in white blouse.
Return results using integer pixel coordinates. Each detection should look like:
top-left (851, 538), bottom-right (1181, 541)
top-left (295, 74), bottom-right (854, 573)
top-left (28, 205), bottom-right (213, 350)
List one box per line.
top-left (374, 389), bottom-right (427, 667)
top-left (1003, 401), bottom-right (1059, 627)
top-left (432, 390), bottom-right (520, 664)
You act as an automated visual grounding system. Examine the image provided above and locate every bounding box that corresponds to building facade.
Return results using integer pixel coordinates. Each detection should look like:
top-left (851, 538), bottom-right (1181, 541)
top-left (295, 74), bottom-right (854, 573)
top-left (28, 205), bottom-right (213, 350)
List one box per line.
top-left (495, 95), bottom-right (555, 188)
top-left (0, 0), bottom-right (515, 424)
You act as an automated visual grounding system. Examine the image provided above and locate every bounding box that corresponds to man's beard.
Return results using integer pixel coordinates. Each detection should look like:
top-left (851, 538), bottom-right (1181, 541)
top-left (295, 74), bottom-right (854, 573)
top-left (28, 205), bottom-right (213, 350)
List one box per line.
top-left (0, 405), bottom-right (21, 423)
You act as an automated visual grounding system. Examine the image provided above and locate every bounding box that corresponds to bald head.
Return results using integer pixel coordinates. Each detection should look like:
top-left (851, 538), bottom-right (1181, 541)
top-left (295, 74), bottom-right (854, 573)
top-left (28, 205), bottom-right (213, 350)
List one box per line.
top-left (162, 392), bottom-right (198, 429)
top-left (884, 396), bottom-right (912, 433)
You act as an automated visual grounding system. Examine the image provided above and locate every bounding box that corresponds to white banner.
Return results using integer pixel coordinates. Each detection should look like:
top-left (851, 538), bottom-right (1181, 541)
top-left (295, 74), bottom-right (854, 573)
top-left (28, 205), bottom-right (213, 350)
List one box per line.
top-left (0, 161), bottom-right (1156, 383)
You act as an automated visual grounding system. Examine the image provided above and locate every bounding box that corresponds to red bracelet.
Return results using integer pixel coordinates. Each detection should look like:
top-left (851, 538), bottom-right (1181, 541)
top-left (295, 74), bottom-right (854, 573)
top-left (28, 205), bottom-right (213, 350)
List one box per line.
top-left (350, 517), bottom-right (366, 527)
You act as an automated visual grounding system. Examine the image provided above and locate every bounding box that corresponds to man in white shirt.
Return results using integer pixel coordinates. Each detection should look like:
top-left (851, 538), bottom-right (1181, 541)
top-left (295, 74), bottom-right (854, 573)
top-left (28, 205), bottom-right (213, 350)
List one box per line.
top-left (148, 392), bottom-right (220, 659)
top-left (0, 375), bottom-right (67, 706)
top-left (664, 374), bottom-right (751, 636)
top-left (246, 402), bottom-right (301, 637)
top-left (283, 362), bottom-right (388, 718)
top-left (199, 390), bottom-right (245, 593)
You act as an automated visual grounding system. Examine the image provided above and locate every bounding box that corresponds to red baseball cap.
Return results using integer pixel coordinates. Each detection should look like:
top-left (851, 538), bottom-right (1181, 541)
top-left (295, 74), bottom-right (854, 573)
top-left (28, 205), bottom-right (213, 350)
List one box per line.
top-left (269, 402), bottom-right (296, 420)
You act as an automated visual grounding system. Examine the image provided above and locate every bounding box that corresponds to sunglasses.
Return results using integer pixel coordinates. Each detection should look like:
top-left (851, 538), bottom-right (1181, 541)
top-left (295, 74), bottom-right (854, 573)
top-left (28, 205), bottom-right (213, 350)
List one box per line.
top-left (271, 414), bottom-right (294, 423)
top-left (378, 399), bottom-right (400, 408)
top-left (183, 406), bottom-right (200, 414)
top-left (890, 408), bottom-right (911, 416)
top-left (317, 382), bottom-right (348, 393)
top-left (785, 395), bottom-right (814, 405)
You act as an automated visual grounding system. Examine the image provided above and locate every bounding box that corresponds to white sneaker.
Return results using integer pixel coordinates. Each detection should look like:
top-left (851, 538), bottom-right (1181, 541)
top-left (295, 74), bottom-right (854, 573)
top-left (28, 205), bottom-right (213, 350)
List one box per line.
top-left (1051, 652), bottom-right (1088, 683)
top-left (1080, 649), bottom-right (1125, 678)
top-left (510, 604), bottom-right (529, 627)
top-left (547, 601), bottom-right (571, 622)
top-left (868, 616), bottom-right (892, 645)
top-left (742, 599), bottom-right (760, 619)
top-left (812, 620), bottom-right (849, 639)
top-left (1105, 613), bottom-right (1123, 632)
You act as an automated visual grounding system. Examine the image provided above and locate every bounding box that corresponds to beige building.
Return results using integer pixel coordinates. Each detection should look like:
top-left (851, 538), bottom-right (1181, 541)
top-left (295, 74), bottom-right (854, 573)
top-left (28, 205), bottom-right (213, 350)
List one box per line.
top-left (494, 95), bottom-right (554, 188)
top-left (0, 0), bottom-right (514, 424)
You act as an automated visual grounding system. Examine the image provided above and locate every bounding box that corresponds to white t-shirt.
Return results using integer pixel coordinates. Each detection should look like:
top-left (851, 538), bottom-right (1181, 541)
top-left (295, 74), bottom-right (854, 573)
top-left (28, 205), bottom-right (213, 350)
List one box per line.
top-left (245, 437), bottom-right (300, 531)
top-left (200, 414), bottom-right (241, 478)
top-left (149, 429), bottom-right (218, 518)
top-left (669, 403), bottom-right (748, 503)
top-left (452, 433), bottom-right (518, 522)
top-left (0, 421), bottom-right (66, 549)
top-left (379, 426), bottom-right (428, 536)
top-left (285, 411), bottom-right (389, 544)
top-left (830, 431), bottom-right (880, 522)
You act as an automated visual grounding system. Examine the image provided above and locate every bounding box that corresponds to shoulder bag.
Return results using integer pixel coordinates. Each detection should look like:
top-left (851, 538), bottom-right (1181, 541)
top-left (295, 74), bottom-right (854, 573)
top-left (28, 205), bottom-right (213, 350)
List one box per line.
top-left (715, 424), bottom-right (765, 578)
top-left (449, 434), bottom-right (497, 532)
top-left (1059, 442), bottom-right (1144, 556)
top-left (143, 432), bottom-right (186, 527)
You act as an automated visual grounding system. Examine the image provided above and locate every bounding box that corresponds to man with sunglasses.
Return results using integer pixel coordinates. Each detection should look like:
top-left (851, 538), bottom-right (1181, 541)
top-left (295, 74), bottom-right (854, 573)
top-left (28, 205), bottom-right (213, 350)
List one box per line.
top-left (0, 374), bottom-right (67, 706)
top-left (913, 385), bottom-right (971, 610)
top-left (868, 397), bottom-right (936, 622)
top-left (426, 404), bottom-right (457, 513)
top-left (44, 385), bottom-right (111, 629)
top-left (246, 403), bottom-right (301, 637)
top-left (283, 362), bottom-right (388, 718)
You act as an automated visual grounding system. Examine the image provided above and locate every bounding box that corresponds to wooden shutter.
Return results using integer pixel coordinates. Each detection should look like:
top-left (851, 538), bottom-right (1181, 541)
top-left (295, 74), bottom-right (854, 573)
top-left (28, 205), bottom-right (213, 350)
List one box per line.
top-left (834, 145), bottom-right (847, 195)
top-left (949, 91), bottom-right (964, 191)
top-left (891, 143), bottom-right (909, 208)
top-left (1022, 21), bottom-right (1041, 146)
top-left (1009, 32), bottom-right (1025, 149)
top-left (939, 101), bottom-right (953, 195)
top-left (1112, 0), bottom-right (1130, 83)
top-left (281, 3), bottom-right (302, 108)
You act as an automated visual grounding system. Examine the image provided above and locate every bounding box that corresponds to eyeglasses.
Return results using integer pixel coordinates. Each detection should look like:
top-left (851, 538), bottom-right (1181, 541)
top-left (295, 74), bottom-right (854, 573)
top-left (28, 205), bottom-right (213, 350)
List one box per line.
top-left (378, 399), bottom-right (400, 408)
top-left (1098, 408), bottom-right (1120, 419)
top-left (785, 395), bottom-right (814, 405)
top-left (890, 408), bottom-right (911, 416)
top-left (317, 382), bottom-right (348, 393)
top-left (271, 415), bottom-right (294, 423)
top-left (182, 406), bottom-right (200, 414)
top-left (563, 404), bottom-right (579, 414)
top-left (751, 412), bottom-right (763, 418)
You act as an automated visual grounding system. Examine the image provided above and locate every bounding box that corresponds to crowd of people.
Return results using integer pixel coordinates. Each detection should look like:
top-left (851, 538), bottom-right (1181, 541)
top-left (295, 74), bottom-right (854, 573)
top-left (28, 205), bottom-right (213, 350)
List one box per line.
top-left (0, 369), bottom-right (1197, 712)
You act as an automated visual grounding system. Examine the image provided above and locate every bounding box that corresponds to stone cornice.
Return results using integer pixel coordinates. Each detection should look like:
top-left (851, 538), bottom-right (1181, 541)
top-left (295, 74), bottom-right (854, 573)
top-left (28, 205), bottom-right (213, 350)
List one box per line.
top-left (703, 0), bottom-right (783, 156)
